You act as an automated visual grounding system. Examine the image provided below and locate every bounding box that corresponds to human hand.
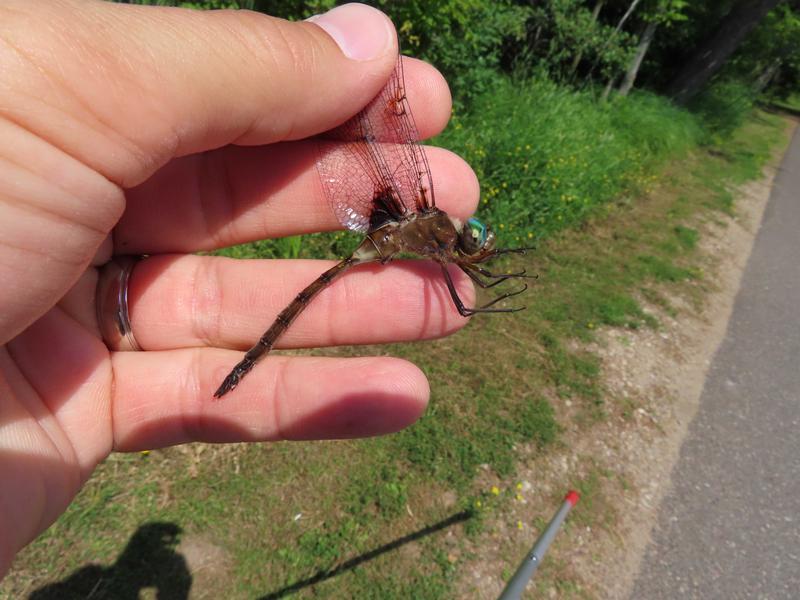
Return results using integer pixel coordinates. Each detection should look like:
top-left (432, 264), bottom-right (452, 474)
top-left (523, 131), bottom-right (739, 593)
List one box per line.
top-left (0, 0), bottom-right (479, 577)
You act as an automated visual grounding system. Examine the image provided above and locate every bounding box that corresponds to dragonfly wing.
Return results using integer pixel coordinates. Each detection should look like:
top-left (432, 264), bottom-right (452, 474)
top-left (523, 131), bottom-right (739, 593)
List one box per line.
top-left (316, 56), bottom-right (436, 234)
top-left (317, 139), bottom-right (380, 234)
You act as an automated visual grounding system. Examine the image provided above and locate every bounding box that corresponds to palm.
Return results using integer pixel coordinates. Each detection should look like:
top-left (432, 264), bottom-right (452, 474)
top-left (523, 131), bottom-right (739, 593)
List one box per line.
top-left (1, 264), bottom-right (114, 571)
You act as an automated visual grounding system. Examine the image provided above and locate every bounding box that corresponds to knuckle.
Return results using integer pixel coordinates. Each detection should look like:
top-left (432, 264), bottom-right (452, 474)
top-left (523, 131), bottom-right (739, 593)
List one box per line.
top-left (190, 257), bottom-right (224, 347)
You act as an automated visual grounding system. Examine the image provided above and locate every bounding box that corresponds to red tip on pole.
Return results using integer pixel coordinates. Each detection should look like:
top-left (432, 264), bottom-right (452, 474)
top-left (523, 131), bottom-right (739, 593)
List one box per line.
top-left (564, 490), bottom-right (580, 506)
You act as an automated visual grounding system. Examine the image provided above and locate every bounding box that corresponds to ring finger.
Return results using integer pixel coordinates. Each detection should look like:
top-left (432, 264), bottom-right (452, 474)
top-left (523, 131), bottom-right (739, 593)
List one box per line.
top-left (124, 253), bottom-right (475, 352)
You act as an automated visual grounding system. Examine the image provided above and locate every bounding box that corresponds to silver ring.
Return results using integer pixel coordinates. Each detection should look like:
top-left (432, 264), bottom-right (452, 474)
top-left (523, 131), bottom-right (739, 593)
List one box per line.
top-left (96, 255), bottom-right (143, 352)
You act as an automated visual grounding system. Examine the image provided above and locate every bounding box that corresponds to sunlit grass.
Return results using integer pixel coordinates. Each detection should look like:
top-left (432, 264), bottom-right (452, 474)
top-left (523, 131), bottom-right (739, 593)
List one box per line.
top-left (437, 77), bottom-right (701, 246)
top-left (1, 97), bottom-right (788, 598)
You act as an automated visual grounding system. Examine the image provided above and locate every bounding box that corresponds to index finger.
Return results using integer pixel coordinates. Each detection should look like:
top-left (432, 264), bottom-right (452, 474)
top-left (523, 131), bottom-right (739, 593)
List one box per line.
top-left (113, 58), bottom-right (466, 254)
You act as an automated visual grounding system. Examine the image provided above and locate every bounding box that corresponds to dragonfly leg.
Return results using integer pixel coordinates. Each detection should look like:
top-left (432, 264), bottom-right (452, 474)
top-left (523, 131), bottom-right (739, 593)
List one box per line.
top-left (459, 264), bottom-right (519, 289)
top-left (462, 262), bottom-right (537, 282)
top-left (474, 246), bottom-right (535, 264)
top-left (441, 264), bottom-right (526, 317)
top-left (459, 264), bottom-right (502, 289)
top-left (478, 283), bottom-right (528, 310)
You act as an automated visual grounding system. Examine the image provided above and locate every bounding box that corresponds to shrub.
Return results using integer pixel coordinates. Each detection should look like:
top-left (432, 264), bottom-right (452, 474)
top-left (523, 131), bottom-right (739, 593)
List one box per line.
top-left (436, 75), bottom-right (701, 245)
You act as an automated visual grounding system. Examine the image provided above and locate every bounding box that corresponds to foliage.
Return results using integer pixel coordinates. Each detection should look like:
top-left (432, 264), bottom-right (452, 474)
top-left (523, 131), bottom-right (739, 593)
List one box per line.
top-left (690, 78), bottom-right (758, 140)
top-left (436, 76), bottom-right (701, 245)
top-left (636, 0), bottom-right (800, 101)
top-left (115, 0), bottom-right (800, 105)
top-left (376, 0), bottom-right (532, 106)
top-left (729, 3), bottom-right (800, 99)
top-left (522, 0), bottom-right (637, 84)
top-left (645, 0), bottom-right (689, 26)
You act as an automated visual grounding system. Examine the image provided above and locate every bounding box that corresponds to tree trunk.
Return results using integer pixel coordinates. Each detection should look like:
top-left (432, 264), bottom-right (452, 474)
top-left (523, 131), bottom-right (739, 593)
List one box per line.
top-left (667, 0), bottom-right (785, 105)
top-left (582, 0), bottom-right (643, 86)
top-left (613, 0), bottom-right (644, 36)
top-left (753, 58), bottom-right (782, 93)
top-left (570, 0), bottom-right (605, 74)
top-left (619, 19), bottom-right (659, 96)
top-left (602, 74), bottom-right (619, 101)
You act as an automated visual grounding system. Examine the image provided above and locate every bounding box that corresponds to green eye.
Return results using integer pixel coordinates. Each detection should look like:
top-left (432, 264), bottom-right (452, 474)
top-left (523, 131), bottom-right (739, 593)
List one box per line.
top-left (467, 218), bottom-right (487, 245)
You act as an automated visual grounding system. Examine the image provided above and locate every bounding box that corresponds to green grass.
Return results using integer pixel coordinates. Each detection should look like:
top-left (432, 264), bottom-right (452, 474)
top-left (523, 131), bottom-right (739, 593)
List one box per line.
top-left (438, 77), bottom-right (702, 245)
top-left (769, 93), bottom-right (800, 116)
top-left (1, 84), bottom-right (789, 598)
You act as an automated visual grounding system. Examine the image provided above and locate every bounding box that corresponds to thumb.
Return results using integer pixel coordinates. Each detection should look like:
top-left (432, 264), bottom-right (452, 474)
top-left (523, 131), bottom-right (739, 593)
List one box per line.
top-left (0, 1), bottom-right (397, 344)
top-left (1, 1), bottom-right (398, 187)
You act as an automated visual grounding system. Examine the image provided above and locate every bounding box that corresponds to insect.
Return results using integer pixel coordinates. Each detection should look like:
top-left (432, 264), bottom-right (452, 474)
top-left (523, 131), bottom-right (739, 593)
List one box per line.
top-left (214, 57), bottom-right (532, 398)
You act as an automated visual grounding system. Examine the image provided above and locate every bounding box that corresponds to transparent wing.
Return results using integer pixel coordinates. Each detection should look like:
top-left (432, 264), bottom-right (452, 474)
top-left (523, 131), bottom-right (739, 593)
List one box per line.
top-left (316, 56), bottom-right (436, 233)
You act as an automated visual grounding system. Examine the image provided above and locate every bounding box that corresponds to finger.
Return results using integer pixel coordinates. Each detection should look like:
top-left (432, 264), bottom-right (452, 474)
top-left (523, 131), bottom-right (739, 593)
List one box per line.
top-left (0, 1), bottom-right (399, 343)
top-left (126, 254), bottom-right (475, 351)
top-left (115, 145), bottom-right (477, 253)
top-left (3, 1), bottom-right (400, 188)
top-left (111, 350), bottom-right (429, 450)
top-left (115, 56), bottom-right (455, 254)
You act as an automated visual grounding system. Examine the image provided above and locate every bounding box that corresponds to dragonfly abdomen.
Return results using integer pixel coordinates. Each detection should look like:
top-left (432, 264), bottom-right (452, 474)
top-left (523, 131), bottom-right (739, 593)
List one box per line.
top-left (213, 256), bottom-right (361, 398)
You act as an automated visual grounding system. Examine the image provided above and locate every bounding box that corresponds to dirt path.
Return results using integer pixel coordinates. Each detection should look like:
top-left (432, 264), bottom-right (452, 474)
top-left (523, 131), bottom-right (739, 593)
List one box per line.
top-left (458, 121), bottom-right (796, 599)
top-left (631, 123), bottom-right (800, 597)
top-left (570, 122), bottom-right (797, 599)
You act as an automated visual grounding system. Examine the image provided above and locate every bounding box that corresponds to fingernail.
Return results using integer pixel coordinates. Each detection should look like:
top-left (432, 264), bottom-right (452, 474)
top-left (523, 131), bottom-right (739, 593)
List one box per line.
top-left (307, 3), bottom-right (393, 61)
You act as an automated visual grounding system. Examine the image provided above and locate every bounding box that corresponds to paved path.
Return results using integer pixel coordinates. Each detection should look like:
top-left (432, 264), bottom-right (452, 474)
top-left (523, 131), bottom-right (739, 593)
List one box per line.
top-left (630, 128), bottom-right (800, 599)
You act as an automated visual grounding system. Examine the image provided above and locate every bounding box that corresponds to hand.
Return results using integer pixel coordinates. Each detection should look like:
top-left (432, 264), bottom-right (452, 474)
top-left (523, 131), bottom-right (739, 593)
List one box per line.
top-left (0, 0), bottom-right (478, 578)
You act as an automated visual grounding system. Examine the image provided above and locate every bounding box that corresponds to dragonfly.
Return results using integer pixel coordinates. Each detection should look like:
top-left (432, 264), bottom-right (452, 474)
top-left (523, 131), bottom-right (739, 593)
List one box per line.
top-left (214, 57), bottom-right (533, 398)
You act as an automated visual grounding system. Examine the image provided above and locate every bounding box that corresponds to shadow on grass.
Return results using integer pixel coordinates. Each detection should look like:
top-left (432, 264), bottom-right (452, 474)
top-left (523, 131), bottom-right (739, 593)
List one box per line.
top-left (258, 509), bottom-right (474, 599)
top-left (29, 522), bottom-right (190, 600)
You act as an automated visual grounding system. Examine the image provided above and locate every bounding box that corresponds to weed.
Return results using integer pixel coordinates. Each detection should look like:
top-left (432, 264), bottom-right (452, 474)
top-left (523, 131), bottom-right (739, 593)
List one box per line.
top-left (673, 225), bottom-right (700, 251)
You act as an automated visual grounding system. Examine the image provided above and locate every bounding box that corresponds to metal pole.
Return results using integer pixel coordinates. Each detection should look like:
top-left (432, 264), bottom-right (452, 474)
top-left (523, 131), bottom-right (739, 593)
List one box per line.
top-left (498, 490), bottom-right (580, 600)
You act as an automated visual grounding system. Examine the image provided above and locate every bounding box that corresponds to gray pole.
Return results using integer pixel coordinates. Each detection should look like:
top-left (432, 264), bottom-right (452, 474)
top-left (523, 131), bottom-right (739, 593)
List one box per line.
top-left (498, 490), bottom-right (580, 600)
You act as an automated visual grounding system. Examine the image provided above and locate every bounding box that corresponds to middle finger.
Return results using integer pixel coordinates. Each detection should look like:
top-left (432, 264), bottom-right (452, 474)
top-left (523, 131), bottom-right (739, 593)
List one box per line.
top-left (114, 142), bottom-right (477, 254)
top-left (126, 254), bottom-right (475, 351)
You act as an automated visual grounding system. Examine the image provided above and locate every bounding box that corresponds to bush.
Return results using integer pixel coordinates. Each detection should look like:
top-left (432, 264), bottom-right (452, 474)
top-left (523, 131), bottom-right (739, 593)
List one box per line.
top-left (690, 79), bottom-right (757, 141)
top-left (436, 75), bottom-right (701, 245)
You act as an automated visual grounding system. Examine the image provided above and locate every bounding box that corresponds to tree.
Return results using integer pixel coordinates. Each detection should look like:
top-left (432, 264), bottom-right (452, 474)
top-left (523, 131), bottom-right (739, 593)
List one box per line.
top-left (618, 0), bottom-right (688, 96)
top-left (569, 0), bottom-right (606, 74)
top-left (575, 0), bottom-right (643, 93)
top-left (729, 3), bottom-right (800, 97)
top-left (666, 0), bottom-right (786, 104)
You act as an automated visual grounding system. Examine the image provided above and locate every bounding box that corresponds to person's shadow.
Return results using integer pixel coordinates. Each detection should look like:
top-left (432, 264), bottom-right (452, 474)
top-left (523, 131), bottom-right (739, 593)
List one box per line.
top-left (29, 522), bottom-right (191, 600)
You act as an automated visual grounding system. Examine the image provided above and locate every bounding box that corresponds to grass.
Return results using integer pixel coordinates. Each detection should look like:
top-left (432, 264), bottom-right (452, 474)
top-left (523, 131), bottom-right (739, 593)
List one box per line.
top-left (768, 93), bottom-right (800, 117)
top-left (1, 80), bottom-right (789, 598)
top-left (438, 77), bottom-right (701, 244)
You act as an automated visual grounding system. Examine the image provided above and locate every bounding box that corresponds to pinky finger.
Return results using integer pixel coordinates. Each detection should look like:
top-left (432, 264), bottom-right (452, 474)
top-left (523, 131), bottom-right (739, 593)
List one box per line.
top-left (110, 349), bottom-right (429, 451)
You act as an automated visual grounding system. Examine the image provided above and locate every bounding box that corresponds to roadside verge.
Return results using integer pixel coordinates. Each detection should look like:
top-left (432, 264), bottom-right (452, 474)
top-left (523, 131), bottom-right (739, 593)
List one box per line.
top-left (455, 115), bottom-right (796, 599)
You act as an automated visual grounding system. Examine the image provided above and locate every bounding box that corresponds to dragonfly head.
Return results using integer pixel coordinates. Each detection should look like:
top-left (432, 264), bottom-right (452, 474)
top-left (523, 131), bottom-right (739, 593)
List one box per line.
top-left (459, 217), bottom-right (496, 256)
